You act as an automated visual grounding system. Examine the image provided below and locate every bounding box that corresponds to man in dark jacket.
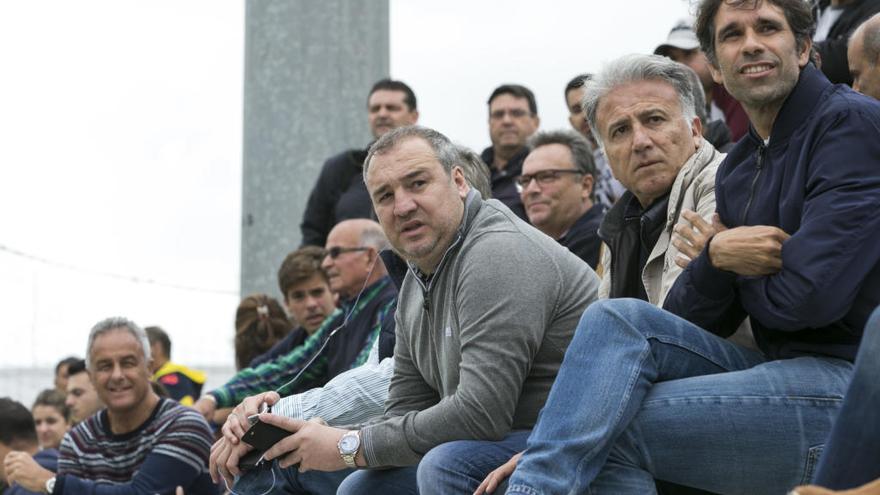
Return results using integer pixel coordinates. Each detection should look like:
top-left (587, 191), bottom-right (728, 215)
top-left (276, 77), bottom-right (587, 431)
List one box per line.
top-left (814, 0), bottom-right (880, 85)
top-left (300, 79), bottom-right (419, 247)
top-left (518, 130), bottom-right (605, 269)
top-left (481, 84), bottom-right (539, 220)
top-left (506, 1), bottom-right (880, 494)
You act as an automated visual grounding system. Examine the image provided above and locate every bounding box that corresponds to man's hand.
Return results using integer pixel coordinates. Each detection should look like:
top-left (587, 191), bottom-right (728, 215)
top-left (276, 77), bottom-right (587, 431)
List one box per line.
top-left (708, 217), bottom-right (790, 276)
top-left (221, 391), bottom-right (281, 445)
top-left (672, 209), bottom-right (719, 268)
top-left (259, 414), bottom-right (351, 473)
top-left (4, 451), bottom-right (54, 492)
top-left (193, 396), bottom-right (217, 422)
top-left (791, 477), bottom-right (880, 494)
top-left (474, 452), bottom-right (522, 494)
top-left (208, 436), bottom-right (252, 487)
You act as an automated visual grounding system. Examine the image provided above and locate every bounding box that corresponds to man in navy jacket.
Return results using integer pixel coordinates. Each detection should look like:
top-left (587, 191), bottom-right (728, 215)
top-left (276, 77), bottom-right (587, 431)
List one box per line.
top-left (505, 1), bottom-right (880, 494)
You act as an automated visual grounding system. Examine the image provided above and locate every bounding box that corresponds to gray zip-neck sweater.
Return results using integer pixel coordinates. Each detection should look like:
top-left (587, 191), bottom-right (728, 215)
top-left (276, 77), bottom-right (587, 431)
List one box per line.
top-left (361, 191), bottom-right (600, 467)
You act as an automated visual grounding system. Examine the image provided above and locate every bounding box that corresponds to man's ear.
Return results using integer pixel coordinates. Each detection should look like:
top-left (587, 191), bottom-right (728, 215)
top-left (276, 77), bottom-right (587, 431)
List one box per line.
top-left (798, 39), bottom-right (813, 68)
top-left (691, 116), bottom-right (703, 147)
top-left (452, 166), bottom-right (469, 199)
top-left (581, 174), bottom-right (595, 200)
top-left (709, 62), bottom-right (724, 85)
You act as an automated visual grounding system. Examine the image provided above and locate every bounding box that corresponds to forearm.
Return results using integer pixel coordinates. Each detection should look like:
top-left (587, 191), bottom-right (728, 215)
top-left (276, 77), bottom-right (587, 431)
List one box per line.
top-left (56, 455), bottom-right (200, 495)
top-left (273, 357), bottom-right (393, 427)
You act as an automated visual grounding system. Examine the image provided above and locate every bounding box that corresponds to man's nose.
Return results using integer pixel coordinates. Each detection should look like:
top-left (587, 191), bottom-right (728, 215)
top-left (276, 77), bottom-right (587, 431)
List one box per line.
top-left (631, 123), bottom-right (653, 152)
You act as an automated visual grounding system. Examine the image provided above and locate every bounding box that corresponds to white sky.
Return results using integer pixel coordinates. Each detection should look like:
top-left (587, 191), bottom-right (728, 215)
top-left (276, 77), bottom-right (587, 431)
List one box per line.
top-left (0, 0), bottom-right (691, 370)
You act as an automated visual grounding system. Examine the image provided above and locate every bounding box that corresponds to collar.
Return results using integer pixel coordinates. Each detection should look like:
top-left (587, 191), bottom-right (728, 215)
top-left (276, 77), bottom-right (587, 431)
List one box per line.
top-left (744, 64), bottom-right (832, 148)
top-left (559, 203), bottom-right (606, 242)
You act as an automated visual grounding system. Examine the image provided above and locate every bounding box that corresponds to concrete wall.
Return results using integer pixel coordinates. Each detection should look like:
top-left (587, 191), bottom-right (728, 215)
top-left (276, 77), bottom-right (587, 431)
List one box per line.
top-left (240, 0), bottom-right (389, 299)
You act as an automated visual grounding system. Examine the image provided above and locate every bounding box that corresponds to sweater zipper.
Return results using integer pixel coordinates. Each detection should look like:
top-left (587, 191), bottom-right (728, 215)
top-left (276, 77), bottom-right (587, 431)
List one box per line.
top-left (741, 142), bottom-right (766, 225)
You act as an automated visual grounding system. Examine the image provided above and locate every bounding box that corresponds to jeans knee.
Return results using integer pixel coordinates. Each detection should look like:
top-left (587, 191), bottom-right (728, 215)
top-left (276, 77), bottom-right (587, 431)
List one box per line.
top-left (581, 298), bottom-right (656, 333)
top-left (417, 443), bottom-right (453, 486)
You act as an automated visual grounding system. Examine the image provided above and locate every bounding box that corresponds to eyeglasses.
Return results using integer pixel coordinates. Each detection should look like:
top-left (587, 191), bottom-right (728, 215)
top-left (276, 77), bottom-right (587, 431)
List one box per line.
top-left (326, 246), bottom-right (371, 259)
top-left (490, 108), bottom-right (532, 120)
top-left (515, 169), bottom-right (583, 191)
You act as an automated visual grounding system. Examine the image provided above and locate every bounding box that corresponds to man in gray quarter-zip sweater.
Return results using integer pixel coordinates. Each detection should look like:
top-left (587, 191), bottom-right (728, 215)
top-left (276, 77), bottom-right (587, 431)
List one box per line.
top-left (236, 125), bottom-right (599, 495)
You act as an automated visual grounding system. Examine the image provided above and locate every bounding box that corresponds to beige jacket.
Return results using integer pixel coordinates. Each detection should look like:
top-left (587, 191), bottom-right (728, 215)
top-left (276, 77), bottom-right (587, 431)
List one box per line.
top-left (598, 140), bottom-right (722, 305)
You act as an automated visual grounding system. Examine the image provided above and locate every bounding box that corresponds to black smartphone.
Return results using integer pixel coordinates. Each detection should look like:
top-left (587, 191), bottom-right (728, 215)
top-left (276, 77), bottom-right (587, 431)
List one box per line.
top-left (238, 417), bottom-right (292, 471)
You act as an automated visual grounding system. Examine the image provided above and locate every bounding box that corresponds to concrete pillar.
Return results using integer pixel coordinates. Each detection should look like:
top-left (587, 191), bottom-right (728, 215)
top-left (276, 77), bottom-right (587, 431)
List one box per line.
top-left (240, 0), bottom-right (389, 299)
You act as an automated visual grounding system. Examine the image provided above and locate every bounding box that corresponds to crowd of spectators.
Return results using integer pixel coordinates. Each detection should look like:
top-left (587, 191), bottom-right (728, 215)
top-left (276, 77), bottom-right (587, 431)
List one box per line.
top-left (3, 1), bottom-right (880, 494)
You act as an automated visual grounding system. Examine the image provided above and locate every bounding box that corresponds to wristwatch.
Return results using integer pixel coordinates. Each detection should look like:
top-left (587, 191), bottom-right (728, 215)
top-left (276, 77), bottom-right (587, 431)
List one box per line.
top-left (45, 477), bottom-right (56, 494)
top-left (337, 430), bottom-right (361, 468)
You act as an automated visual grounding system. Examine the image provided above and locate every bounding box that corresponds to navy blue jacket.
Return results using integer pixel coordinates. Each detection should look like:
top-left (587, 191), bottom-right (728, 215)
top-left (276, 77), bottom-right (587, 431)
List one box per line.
top-left (664, 65), bottom-right (880, 362)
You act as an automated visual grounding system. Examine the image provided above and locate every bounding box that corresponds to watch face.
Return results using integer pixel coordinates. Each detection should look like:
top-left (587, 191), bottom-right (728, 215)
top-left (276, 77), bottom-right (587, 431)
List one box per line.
top-left (339, 434), bottom-right (359, 453)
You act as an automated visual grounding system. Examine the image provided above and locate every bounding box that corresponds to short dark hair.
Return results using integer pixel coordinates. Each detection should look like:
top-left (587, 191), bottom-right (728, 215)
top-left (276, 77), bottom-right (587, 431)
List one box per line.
top-left (145, 326), bottom-right (172, 359)
top-left (67, 359), bottom-right (87, 377)
top-left (695, 0), bottom-right (815, 66)
top-left (488, 84), bottom-right (538, 115)
top-left (0, 397), bottom-right (38, 447)
top-left (564, 74), bottom-right (593, 97)
top-left (55, 356), bottom-right (80, 375)
top-left (33, 388), bottom-right (71, 423)
top-left (369, 79), bottom-right (417, 111)
top-left (277, 246), bottom-right (329, 297)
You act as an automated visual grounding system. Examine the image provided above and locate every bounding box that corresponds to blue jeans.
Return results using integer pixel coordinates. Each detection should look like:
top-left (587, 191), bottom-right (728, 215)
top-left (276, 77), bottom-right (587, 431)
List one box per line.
top-left (233, 460), bottom-right (353, 494)
top-left (506, 299), bottom-right (852, 495)
top-left (812, 305), bottom-right (880, 489)
top-left (338, 430), bottom-right (531, 495)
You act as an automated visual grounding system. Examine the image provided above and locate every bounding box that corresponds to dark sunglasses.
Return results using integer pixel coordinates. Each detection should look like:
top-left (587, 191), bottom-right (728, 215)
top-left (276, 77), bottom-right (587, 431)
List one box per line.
top-left (326, 246), bottom-right (371, 259)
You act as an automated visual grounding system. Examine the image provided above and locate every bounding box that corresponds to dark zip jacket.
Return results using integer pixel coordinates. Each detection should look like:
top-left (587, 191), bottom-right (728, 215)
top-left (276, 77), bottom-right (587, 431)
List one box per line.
top-left (664, 64), bottom-right (880, 362)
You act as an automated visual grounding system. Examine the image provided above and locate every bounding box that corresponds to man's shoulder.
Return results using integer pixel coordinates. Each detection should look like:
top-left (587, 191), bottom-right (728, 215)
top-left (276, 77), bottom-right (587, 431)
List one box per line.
top-left (814, 84), bottom-right (880, 123)
top-left (155, 398), bottom-right (211, 428)
top-left (322, 147), bottom-right (368, 171)
top-left (461, 200), bottom-right (591, 276)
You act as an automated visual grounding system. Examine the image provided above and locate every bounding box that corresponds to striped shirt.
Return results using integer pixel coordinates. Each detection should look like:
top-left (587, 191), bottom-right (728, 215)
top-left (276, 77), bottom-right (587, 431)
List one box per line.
top-left (56, 398), bottom-right (215, 494)
top-left (273, 337), bottom-right (394, 427)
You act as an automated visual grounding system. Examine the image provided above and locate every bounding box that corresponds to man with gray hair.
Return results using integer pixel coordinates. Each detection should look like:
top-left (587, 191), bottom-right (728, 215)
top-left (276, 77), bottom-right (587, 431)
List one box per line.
top-left (848, 12), bottom-right (880, 99)
top-left (202, 219), bottom-right (396, 415)
top-left (218, 125), bottom-right (597, 495)
top-left (8, 317), bottom-right (216, 494)
top-left (476, 53), bottom-right (728, 494)
top-left (518, 130), bottom-right (605, 268)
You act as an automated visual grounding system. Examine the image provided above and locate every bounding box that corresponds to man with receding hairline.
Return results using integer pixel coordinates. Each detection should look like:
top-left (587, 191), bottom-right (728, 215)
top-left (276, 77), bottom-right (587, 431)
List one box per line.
top-left (848, 12), bottom-right (880, 99)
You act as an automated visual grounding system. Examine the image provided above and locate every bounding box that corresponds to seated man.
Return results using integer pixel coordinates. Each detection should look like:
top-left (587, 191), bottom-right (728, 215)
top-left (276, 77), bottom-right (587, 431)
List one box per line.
top-left (215, 126), bottom-right (599, 495)
top-left (145, 326), bottom-right (206, 406)
top-left (63, 360), bottom-right (102, 425)
top-left (199, 219), bottom-right (396, 415)
top-left (477, 52), bottom-right (731, 495)
top-left (1, 398), bottom-right (58, 495)
top-left (507, 1), bottom-right (880, 493)
top-left (209, 144), bottom-right (498, 495)
top-left (7, 318), bottom-right (216, 494)
top-left (518, 130), bottom-right (605, 269)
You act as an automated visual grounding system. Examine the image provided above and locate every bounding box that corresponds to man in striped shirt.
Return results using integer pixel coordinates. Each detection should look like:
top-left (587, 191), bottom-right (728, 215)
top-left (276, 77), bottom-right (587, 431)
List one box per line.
top-left (8, 317), bottom-right (217, 494)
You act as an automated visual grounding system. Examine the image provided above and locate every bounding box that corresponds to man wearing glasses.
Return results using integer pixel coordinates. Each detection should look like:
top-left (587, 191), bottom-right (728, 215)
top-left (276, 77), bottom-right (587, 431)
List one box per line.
top-left (517, 130), bottom-right (605, 269)
top-left (481, 84), bottom-right (540, 220)
top-left (200, 219), bottom-right (396, 419)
